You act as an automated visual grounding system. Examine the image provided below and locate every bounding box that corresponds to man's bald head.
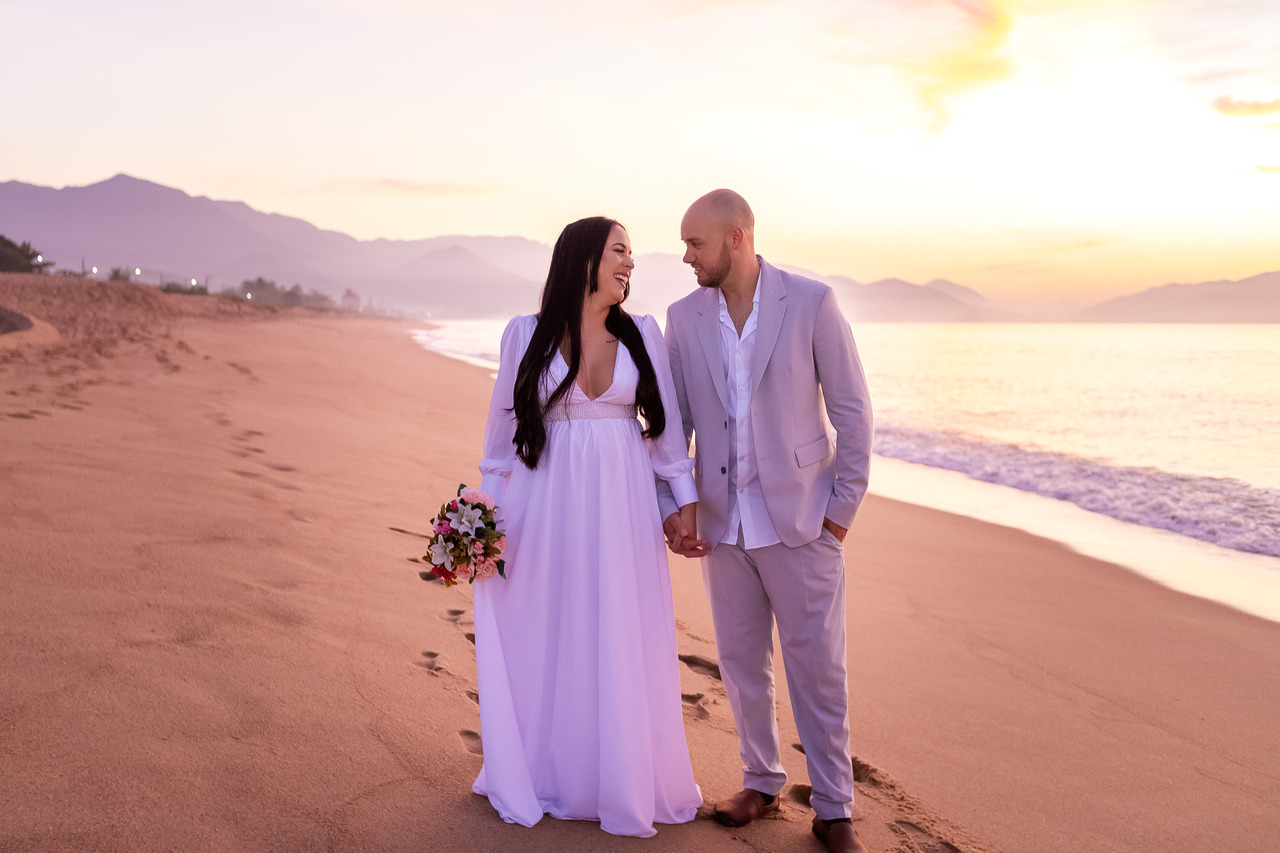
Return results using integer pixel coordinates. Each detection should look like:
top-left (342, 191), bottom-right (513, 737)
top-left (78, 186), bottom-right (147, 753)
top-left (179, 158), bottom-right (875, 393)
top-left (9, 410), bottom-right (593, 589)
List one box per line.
top-left (685, 189), bottom-right (755, 234)
top-left (680, 189), bottom-right (759, 291)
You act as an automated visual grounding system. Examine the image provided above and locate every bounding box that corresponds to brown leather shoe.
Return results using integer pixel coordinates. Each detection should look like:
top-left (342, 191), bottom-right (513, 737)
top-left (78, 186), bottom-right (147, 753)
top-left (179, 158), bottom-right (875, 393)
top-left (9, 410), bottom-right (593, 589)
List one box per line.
top-left (712, 788), bottom-right (780, 827)
top-left (812, 815), bottom-right (868, 853)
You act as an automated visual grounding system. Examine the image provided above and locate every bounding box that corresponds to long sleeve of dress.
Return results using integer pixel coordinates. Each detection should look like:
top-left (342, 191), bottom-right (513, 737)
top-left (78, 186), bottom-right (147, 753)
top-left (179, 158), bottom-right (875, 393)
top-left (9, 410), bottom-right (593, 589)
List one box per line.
top-left (640, 314), bottom-right (697, 509)
top-left (479, 315), bottom-right (535, 505)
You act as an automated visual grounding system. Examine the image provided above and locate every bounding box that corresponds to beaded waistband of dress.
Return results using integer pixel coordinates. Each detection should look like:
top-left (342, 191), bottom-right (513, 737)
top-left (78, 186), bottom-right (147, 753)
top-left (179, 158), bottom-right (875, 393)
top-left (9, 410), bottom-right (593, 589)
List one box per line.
top-left (545, 400), bottom-right (639, 422)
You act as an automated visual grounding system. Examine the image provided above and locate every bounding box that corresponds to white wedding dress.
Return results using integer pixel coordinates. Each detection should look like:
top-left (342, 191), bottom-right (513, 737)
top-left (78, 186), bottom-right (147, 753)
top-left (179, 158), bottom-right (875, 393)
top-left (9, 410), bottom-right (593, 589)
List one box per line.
top-left (473, 313), bottom-right (701, 837)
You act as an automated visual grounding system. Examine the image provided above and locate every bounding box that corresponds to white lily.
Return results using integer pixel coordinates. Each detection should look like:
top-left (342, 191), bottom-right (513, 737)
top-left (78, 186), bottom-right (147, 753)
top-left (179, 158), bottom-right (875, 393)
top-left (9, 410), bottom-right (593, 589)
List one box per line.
top-left (427, 539), bottom-right (454, 569)
top-left (451, 504), bottom-right (483, 537)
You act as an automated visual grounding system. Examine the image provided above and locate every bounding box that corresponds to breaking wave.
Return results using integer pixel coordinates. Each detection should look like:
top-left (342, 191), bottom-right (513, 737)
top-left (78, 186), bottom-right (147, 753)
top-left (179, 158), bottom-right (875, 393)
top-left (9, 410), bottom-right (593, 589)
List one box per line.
top-left (873, 425), bottom-right (1280, 558)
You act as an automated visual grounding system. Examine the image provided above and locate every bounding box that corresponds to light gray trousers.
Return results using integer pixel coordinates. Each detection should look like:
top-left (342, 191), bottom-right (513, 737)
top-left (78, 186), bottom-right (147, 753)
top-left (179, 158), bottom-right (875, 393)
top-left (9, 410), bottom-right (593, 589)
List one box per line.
top-left (703, 528), bottom-right (855, 820)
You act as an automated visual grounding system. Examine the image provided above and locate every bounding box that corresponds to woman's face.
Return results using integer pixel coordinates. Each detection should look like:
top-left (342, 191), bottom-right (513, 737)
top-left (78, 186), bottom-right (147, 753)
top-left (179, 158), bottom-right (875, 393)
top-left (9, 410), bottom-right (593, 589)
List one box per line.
top-left (594, 224), bottom-right (633, 305)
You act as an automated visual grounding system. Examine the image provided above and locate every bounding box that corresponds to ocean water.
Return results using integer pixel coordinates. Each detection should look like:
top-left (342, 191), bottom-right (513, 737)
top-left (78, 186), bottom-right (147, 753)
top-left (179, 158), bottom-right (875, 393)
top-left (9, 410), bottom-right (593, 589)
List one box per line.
top-left (410, 319), bottom-right (1280, 622)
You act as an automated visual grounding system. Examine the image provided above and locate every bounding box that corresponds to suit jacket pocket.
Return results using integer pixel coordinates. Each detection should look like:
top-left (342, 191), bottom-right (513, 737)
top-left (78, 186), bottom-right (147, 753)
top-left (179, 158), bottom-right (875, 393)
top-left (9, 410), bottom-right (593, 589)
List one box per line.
top-left (794, 435), bottom-right (831, 468)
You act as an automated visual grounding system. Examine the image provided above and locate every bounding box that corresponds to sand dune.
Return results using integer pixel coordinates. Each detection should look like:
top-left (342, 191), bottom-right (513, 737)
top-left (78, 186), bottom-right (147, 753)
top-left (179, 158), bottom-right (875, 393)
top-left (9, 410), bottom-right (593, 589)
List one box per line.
top-left (3, 277), bottom-right (1277, 851)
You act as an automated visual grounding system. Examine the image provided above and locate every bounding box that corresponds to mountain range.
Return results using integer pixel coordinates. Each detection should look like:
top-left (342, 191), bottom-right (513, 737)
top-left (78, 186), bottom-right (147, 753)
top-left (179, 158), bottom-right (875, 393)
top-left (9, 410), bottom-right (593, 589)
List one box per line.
top-left (1075, 272), bottom-right (1280, 322)
top-left (1, 175), bottom-right (1276, 322)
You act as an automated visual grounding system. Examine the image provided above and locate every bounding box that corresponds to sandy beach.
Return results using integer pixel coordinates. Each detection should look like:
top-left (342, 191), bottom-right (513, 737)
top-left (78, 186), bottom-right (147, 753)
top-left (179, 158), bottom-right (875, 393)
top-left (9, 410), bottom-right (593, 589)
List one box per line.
top-left (3, 273), bottom-right (1278, 852)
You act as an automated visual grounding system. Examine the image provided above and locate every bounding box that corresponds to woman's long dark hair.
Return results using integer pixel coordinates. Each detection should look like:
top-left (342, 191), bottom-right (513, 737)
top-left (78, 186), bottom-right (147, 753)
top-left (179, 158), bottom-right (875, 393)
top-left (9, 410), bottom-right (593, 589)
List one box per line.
top-left (512, 216), bottom-right (666, 468)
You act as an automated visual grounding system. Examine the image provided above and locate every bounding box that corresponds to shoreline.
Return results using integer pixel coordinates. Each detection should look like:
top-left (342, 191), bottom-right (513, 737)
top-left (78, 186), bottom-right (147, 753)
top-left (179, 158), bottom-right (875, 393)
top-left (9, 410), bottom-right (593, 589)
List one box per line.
top-left (4, 307), bottom-right (1278, 851)
top-left (869, 456), bottom-right (1280, 624)
top-left (407, 325), bottom-right (1280, 625)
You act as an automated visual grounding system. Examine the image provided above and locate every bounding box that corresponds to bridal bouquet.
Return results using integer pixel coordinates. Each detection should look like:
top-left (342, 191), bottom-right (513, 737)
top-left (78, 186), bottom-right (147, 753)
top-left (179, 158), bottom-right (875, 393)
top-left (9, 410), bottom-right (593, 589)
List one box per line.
top-left (421, 485), bottom-right (507, 588)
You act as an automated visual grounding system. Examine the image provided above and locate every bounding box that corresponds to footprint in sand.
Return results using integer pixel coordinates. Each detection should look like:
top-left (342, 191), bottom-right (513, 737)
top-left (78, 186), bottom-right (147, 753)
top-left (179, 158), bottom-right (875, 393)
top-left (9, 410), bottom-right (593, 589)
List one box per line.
top-left (677, 653), bottom-right (722, 681)
top-left (388, 526), bottom-right (432, 540)
top-left (443, 608), bottom-right (476, 635)
top-left (891, 820), bottom-right (963, 853)
top-left (153, 350), bottom-right (180, 373)
top-left (418, 651), bottom-right (445, 673)
top-left (787, 783), bottom-right (813, 805)
top-left (681, 692), bottom-right (710, 721)
top-left (459, 730), bottom-right (483, 755)
top-left (852, 756), bottom-right (880, 786)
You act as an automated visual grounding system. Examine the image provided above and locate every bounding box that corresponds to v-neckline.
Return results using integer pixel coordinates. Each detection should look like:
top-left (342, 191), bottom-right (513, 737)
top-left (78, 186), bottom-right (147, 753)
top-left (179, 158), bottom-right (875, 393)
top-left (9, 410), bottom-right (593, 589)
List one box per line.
top-left (556, 346), bottom-right (620, 402)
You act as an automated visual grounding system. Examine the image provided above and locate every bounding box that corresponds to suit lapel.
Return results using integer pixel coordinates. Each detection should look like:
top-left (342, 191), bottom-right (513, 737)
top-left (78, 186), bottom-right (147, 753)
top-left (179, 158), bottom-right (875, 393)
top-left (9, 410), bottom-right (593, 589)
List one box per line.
top-left (694, 290), bottom-right (731, 414)
top-left (749, 259), bottom-right (786, 397)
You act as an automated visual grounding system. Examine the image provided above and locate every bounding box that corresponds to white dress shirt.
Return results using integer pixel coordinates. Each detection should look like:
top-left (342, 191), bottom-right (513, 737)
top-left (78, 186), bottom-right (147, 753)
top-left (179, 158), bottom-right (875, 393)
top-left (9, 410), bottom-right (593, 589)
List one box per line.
top-left (718, 279), bottom-right (782, 549)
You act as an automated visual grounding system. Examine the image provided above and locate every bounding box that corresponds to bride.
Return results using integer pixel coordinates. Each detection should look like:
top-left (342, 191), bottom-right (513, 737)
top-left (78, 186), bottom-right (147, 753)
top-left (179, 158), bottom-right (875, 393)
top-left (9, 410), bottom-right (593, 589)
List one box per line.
top-left (472, 216), bottom-right (703, 837)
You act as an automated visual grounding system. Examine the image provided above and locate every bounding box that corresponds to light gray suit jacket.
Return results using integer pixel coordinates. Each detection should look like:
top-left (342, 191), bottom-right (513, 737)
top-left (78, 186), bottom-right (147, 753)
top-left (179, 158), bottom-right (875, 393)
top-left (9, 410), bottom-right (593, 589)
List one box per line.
top-left (656, 257), bottom-right (873, 549)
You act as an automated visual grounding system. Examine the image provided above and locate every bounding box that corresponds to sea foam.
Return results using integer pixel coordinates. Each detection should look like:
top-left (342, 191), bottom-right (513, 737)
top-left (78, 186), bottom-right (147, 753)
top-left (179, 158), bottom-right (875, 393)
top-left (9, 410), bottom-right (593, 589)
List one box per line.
top-left (873, 425), bottom-right (1280, 558)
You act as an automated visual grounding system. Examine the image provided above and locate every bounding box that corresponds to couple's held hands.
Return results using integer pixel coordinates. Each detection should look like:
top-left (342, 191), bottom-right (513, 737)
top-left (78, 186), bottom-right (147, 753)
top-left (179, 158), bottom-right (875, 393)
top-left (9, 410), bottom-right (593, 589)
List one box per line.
top-left (665, 510), bottom-right (844, 554)
top-left (664, 504), bottom-right (709, 558)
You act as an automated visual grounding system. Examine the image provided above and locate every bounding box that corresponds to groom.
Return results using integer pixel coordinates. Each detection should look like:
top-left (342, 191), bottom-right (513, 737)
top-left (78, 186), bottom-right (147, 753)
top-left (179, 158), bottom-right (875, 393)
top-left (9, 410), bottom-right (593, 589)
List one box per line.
top-left (657, 190), bottom-right (873, 853)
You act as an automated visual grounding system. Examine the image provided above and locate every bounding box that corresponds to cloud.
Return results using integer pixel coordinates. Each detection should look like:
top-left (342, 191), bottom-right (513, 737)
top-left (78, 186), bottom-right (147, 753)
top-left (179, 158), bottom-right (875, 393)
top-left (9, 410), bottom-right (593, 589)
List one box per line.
top-left (1212, 96), bottom-right (1280, 116)
top-left (810, 0), bottom-right (1016, 127)
top-left (321, 179), bottom-right (494, 197)
top-left (914, 0), bottom-right (1017, 124)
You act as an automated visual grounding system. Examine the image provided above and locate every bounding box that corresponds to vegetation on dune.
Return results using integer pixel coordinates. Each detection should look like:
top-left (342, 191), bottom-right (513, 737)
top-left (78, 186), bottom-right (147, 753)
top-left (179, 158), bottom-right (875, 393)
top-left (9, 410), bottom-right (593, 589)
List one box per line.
top-left (160, 281), bottom-right (209, 295)
top-left (0, 235), bottom-right (52, 274)
top-left (221, 276), bottom-right (335, 309)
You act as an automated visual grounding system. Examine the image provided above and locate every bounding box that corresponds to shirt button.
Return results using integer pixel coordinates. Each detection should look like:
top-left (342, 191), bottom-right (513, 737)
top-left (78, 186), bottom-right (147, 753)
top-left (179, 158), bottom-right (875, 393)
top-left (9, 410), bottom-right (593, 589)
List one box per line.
top-left (720, 466), bottom-right (726, 474)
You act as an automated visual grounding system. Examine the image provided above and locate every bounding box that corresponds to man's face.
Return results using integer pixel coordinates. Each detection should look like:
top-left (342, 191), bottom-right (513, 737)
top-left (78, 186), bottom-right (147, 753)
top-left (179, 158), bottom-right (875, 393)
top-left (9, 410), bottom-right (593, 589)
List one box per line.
top-left (680, 212), bottom-right (732, 289)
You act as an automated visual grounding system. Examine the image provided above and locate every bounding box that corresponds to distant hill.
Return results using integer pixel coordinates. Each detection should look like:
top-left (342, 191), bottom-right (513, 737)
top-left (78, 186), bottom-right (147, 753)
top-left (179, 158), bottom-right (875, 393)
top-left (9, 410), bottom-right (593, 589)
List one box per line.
top-left (825, 275), bottom-right (1008, 322)
top-left (0, 175), bottom-right (1014, 321)
top-left (0, 174), bottom-right (547, 317)
top-left (1077, 271), bottom-right (1280, 322)
top-left (13, 174), bottom-right (1271, 323)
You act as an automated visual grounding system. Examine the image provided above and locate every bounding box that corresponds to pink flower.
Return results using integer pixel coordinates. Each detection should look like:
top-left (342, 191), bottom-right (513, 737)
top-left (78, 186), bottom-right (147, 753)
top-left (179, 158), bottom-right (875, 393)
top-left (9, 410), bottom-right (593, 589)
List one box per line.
top-left (473, 558), bottom-right (498, 582)
top-left (495, 535), bottom-right (507, 553)
top-left (436, 519), bottom-right (452, 535)
top-left (472, 541), bottom-right (485, 555)
top-left (459, 487), bottom-right (494, 509)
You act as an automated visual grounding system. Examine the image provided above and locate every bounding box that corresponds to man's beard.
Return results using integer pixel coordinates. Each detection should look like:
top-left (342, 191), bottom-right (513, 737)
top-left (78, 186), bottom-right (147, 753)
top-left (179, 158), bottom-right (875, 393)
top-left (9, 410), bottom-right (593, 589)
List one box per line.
top-left (697, 242), bottom-right (733, 289)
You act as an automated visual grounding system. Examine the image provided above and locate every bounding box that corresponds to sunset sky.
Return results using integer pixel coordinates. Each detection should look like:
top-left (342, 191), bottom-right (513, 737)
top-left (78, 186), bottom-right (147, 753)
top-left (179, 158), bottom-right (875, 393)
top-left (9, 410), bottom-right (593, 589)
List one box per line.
top-left (5, 0), bottom-right (1278, 303)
